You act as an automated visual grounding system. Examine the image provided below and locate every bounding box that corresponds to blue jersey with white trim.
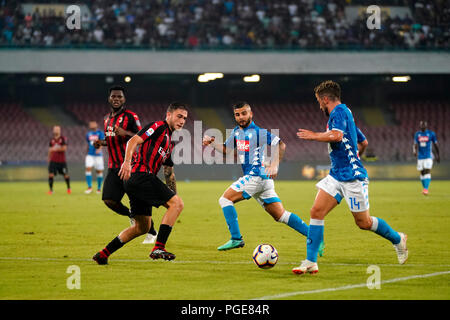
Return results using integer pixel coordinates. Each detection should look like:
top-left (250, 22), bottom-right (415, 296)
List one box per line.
top-left (224, 121), bottom-right (280, 178)
top-left (414, 130), bottom-right (437, 160)
top-left (86, 130), bottom-right (105, 156)
top-left (327, 104), bottom-right (368, 182)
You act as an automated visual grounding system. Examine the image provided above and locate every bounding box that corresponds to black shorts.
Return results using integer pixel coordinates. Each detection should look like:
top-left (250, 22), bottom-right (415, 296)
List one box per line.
top-left (102, 168), bottom-right (126, 202)
top-left (124, 172), bottom-right (175, 217)
top-left (48, 162), bottom-right (68, 176)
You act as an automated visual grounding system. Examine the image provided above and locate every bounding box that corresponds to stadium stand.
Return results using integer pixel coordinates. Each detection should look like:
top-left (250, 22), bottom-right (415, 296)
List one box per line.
top-left (1, 0), bottom-right (449, 49)
top-left (0, 100), bottom-right (447, 164)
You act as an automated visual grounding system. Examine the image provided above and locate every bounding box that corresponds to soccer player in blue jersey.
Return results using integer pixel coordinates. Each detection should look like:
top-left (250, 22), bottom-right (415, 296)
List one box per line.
top-left (293, 80), bottom-right (408, 274)
top-left (203, 102), bottom-right (318, 252)
top-left (85, 121), bottom-right (105, 194)
top-left (413, 121), bottom-right (440, 195)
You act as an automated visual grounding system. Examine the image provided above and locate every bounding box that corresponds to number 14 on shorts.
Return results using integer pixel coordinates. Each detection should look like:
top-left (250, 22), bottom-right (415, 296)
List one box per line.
top-left (349, 197), bottom-right (361, 211)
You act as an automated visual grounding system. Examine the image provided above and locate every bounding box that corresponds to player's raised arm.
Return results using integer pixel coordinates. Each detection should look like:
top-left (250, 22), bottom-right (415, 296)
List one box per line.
top-left (203, 135), bottom-right (228, 154)
top-left (118, 134), bottom-right (144, 181)
top-left (297, 128), bottom-right (343, 143)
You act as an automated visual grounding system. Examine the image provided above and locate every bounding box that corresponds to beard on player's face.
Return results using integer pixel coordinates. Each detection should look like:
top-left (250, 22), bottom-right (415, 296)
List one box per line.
top-left (237, 116), bottom-right (252, 128)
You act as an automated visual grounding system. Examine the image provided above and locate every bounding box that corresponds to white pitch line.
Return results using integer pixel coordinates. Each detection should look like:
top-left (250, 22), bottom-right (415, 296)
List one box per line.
top-left (251, 270), bottom-right (450, 300)
top-left (0, 256), bottom-right (450, 268)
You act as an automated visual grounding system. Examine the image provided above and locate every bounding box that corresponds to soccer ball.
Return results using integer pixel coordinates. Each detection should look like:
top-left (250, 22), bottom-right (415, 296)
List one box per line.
top-left (252, 244), bottom-right (278, 269)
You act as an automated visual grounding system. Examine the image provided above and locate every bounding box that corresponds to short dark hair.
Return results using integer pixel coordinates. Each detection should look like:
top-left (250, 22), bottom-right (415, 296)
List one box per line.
top-left (109, 85), bottom-right (125, 95)
top-left (167, 102), bottom-right (189, 113)
top-left (314, 80), bottom-right (341, 101)
top-left (232, 101), bottom-right (250, 109)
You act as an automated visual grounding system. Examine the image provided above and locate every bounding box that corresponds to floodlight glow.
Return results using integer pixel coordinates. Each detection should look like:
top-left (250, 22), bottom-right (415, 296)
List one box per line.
top-left (45, 76), bottom-right (64, 83)
top-left (243, 75), bottom-right (260, 82)
top-left (392, 76), bottom-right (410, 82)
top-left (197, 73), bottom-right (224, 82)
top-left (124, 76), bottom-right (131, 83)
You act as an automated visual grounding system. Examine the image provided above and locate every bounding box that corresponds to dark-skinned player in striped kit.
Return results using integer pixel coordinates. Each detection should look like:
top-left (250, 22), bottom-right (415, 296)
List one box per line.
top-left (93, 85), bottom-right (157, 243)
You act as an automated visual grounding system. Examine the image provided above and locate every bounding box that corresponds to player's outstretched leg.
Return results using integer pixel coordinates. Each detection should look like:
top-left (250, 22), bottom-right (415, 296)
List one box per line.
top-left (353, 211), bottom-right (408, 264)
top-left (217, 195), bottom-right (245, 251)
top-left (266, 202), bottom-right (325, 256)
top-left (93, 215), bottom-right (151, 265)
top-left (367, 216), bottom-right (408, 264)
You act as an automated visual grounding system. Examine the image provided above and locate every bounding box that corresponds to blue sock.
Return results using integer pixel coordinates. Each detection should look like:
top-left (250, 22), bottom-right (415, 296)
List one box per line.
top-left (97, 175), bottom-right (103, 191)
top-left (85, 172), bottom-right (92, 188)
top-left (222, 205), bottom-right (242, 240)
top-left (307, 219), bottom-right (324, 263)
top-left (279, 211), bottom-right (309, 237)
top-left (371, 217), bottom-right (401, 245)
top-left (423, 173), bottom-right (431, 189)
top-left (420, 175), bottom-right (426, 188)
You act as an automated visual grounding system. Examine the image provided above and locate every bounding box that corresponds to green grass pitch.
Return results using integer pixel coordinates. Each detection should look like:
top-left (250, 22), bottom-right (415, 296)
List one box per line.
top-left (0, 180), bottom-right (449, 300)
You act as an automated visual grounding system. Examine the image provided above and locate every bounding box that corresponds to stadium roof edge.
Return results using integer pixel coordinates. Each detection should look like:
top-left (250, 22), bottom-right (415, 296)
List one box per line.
top-left (1, 49), bottom-right (449, 74)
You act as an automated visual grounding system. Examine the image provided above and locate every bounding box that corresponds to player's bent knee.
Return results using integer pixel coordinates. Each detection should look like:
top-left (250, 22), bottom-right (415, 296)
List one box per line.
top-left (310, 206), bottom-right (325, 219)
top-left (168, 196), bottom-right (184, 213)
top-left (219, 196), bottom-right (233, 208)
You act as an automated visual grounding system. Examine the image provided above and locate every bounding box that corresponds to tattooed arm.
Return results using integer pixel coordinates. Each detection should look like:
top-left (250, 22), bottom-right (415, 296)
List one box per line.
top-left (164, 165), bottom-right (177, 194)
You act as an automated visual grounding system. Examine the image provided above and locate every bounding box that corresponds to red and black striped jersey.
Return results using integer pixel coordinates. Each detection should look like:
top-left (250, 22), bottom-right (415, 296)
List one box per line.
top-left (131, 121), bottom-right (174, 175)
top-left (104, 108), bottom-right (142, 169)
top-left (49, 136), bottom-right (67, 163)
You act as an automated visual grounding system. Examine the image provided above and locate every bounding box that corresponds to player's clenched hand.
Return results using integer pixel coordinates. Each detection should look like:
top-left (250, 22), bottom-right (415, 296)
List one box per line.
top-left (93, 140), bottom-right (102, 149)
top-left (297, 129), bottom-right (316, 140)
top-left (114, 125), bottom-right (127, 137)
top-left (118, 161), bottom-right (132, 181)
top-left (202, 135), bottom-right (215, 146)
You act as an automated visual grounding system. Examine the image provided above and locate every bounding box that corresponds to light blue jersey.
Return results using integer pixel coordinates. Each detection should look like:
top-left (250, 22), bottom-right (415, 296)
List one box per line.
top-left (327, 104), bottom-right (368, 182)
top-left (414, 130), bottom-right (437, 160)
top-left (86, 130), bottom-right (105, 156)
top-left (224, 121), bottom-right (280, 178)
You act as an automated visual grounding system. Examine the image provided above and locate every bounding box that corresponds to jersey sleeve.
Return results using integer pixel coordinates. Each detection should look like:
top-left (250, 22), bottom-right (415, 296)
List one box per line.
top-left (61, 136), bottom-right (67, 145)
top-left (356, 127), bottom-right (366, 143)
top-left (128, 112), bottom-right (142, 134)
top-left (266, 129), bottom-right (280, 146)
top-left (137, 121), bottom-right (165, 142)
top-left (329, 109), bottom-right (347, 133)
top-left (414, 132), bottom-right (419, 144)
top-left (99, 130), bottom-right (105, 140)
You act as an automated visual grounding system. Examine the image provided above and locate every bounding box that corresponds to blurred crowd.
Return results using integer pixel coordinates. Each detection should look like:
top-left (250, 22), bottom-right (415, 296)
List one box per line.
top-left (0, 0), bottom-right (449, 49)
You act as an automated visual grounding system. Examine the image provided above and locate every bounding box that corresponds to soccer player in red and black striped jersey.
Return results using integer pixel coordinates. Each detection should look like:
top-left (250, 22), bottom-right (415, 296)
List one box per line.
top-left (48, 125), bottom-right (71, 194)
top-left (93, 85), bottom-right (157, 241)
top-left (93, 102), bottom-right (188, 264)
